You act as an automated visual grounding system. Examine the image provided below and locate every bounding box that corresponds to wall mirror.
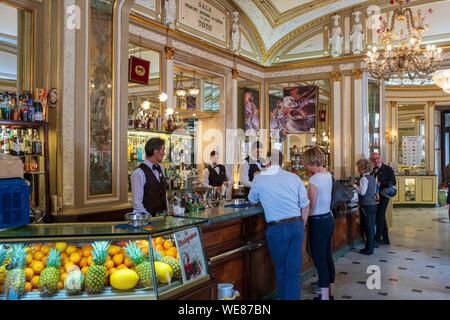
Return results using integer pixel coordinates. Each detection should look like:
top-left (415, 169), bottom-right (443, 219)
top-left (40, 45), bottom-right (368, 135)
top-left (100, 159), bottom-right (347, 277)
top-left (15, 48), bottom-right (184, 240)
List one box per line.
top-left (0, 2), bottom-right (33, 93)
top-left (397, 104), bottom-right (426, 172)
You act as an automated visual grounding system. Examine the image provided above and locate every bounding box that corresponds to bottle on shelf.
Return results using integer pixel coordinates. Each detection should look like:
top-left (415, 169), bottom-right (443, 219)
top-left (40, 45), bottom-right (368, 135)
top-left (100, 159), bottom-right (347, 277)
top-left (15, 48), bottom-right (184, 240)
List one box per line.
top-left (167, 114), bottom-right (174, 132)
top-left (9, 129), bottom-right (22, 156)
top-left (31, 129), bottom-right (43, 156)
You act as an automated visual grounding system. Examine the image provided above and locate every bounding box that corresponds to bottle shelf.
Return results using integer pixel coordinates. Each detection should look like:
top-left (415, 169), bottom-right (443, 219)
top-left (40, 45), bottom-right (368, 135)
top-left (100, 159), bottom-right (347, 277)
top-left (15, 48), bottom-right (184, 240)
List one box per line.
top-left (128, 128), bottom-right (193, 137)
top-left (0, 120), bottom-right (48, 128)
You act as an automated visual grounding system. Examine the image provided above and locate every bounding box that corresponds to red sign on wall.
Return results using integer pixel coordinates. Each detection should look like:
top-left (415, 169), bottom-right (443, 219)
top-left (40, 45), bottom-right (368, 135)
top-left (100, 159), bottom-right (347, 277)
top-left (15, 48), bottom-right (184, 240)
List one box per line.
top-left (128, 56), bottom-right (150, 85)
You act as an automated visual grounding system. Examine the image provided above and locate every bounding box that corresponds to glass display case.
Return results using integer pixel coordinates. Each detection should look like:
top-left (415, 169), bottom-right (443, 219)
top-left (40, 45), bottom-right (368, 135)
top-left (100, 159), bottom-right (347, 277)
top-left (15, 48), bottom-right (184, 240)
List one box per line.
top-left (404, 178), bottom-right (416, 201)
top-left (0, 216), bottom-right (210, 300)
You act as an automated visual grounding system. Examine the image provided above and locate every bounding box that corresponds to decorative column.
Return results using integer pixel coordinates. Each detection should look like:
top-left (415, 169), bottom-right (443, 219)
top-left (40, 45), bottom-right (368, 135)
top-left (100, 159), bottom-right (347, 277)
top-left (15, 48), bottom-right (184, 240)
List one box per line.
top-left (342, 72), bottom-right (353, 178)
top-left (331, 71), bottom-right (343, 178)
top-left (230, 68), bottom-right (239, 181)
top-left (425, 101), bottom-right (436, 174)
top-left (165, 46), bottom-right (175, 112)
top-left (352, 69), bottom-right (367, 162)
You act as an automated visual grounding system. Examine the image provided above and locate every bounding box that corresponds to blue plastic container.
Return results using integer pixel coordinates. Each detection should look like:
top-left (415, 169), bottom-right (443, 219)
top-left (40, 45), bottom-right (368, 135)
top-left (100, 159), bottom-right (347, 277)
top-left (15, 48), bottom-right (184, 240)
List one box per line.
top-left (0, 178), bottom-right (30, 229)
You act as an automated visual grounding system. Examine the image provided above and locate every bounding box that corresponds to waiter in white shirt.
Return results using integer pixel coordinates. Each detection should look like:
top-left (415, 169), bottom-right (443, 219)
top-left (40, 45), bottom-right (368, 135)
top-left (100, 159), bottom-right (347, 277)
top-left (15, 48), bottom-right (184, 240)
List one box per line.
top-left (203, 150), bottom-right (233, 188)
top-left (131, 137), bottom-right (167, 216)
top-left (239, 141), bottom-right (265, 199)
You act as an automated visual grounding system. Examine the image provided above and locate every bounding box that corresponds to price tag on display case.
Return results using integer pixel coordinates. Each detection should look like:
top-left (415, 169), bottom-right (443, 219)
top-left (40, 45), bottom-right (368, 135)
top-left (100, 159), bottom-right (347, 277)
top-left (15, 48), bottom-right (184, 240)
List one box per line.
top-left (173, 227), bottom-right (207, 283)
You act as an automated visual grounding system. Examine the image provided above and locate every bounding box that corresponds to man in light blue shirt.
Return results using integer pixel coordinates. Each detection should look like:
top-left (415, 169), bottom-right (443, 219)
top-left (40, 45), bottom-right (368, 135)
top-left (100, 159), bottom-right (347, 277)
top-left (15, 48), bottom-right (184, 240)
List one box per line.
top-left (248, 149), bottom-right (310, 300)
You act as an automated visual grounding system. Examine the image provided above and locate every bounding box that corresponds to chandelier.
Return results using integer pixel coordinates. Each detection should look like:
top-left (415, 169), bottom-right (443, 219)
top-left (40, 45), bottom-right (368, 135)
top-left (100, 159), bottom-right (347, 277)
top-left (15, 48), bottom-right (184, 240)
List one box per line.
top-left (175, 72), bottom-right (187, 97)
top-left (433, 69), bottom-right (450, 94)
top-left (366, 0), bottom-right (442, 82)
top-left (175, 71), bottom-right (200, 97)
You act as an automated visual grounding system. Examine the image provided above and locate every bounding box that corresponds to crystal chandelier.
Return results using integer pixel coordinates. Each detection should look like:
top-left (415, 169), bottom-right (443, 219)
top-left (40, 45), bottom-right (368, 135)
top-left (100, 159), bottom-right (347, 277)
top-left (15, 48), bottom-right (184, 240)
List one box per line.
top-left (188, 71), bottom-right (200, 97)
top-left (433, 69), bottom-right (450, 94)
top-left (366, 0), bottom-right (442, 82)
top-left (175, 72), bottom-right (187, 97)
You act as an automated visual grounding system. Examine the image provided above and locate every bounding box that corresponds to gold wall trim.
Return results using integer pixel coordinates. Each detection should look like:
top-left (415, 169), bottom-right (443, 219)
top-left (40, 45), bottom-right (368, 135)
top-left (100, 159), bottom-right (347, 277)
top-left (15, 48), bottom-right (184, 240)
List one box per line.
top-left (232, 68), bottom-right (239, 80)
top-left (331, 71), bottom-right (342, 82)
top-left (165, 46), bottom-right (175, 60)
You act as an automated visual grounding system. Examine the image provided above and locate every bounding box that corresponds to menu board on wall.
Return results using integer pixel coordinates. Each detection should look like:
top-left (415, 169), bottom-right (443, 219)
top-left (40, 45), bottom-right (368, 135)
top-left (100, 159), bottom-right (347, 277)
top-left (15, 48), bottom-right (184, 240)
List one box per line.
top-left (173, 227), bottom-right (208, 283)
top-left (402, 136), bottom-right (423, 166)
top-left (179, 0), bottom-right (227, 42)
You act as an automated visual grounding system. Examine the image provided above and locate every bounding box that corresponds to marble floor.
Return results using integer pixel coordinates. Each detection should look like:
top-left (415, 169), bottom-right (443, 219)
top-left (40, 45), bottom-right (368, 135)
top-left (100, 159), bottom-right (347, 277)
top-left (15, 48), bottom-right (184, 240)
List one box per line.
top-left (301, 207), bottom-right (450, 300)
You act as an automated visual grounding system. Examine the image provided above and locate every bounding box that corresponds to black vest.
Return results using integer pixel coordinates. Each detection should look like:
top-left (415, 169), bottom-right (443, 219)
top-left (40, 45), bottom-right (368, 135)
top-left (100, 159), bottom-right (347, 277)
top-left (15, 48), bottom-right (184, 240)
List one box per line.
top-left (206, 164), bottom-right (227, 187)
top-left (245, 156), bottom-right (264, 182)
top-left (138, 163), bottom-right (167, 215)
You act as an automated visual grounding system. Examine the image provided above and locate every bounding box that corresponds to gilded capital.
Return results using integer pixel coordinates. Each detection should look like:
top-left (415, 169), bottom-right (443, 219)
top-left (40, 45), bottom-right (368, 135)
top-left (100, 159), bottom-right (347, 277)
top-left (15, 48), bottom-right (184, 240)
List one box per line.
top-left (331, 71), bottom-right (342, 82)
top-left (352, 69), bottom-right (362, 79)
top-left (232, 68), bottom-right (239, 80)
top-left (165, 46), bottom-right (176, 60)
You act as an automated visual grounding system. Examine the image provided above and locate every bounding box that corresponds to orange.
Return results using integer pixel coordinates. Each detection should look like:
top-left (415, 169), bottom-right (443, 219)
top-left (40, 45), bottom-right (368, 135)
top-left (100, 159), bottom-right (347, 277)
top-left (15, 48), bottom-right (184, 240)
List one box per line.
top-left (26, 254), bottom-right (33, 265)
top-left (163, 240), bottom-right (174, 250)
top-left (155, 244), bottom-right (164, 252)
top-left (79, 257), bottom-right (88, 268)
top-left (108, 245), bottom-right (120, 256)
top-left (141, 246), bottom-right (149, 255)
top-left (31, 244), bottom-right (42, 252)
top-left (31, 261), bottom-right (44, 274)
top-left (60, 273), bottom-right (68, 282)
top-left (166, 247), bottom-right (178, 258)
top-left (60, 252), bottom-right (68, 260)
top-left (55, 242), bottom-right (68, 252)
top-left (154, 237), bottom-right (164, 246)
top-left (41, 245), bottom-right (50, 255)
top-left (64, 262), bottom-right (75, 273)
top-left (139, 240), bottom-right (149, 247)
top-left (105, 260), bottom-right (114, 270)
top-left (112, 254), bottom-right (124, 266)
top-left (109, 268), bottom-right (118, 276)
top-left (65, 245), bottom-right (78, 256)
top-left (24, 282), bottom-right (32, 293)
top-left (34, 251), bottom-right (45, 261)
top-left (106, 255), bottom-right (112, 261)
top-left (117, 264), bottom-right (128, 270)
top-left (82, 246), bottom-right (92, 258)
top-left (42, 255), bottom-right (48, 265)
top-left (31, 276), bottom-right (40, 288)
top-left (124, 257), bottom-right (134, 268)
top-left (24, 267), bottom-right (34, 281)
top-left (87, 256), bottom-right (94, 266)
top-left (59, 267), bottom-right (65, 274)
top-left (81, 266), bottom-right (89, 274)
top-left (69, 252), bottom-right (82, 264)
top-left (57, 281), bottom-right (64, 290)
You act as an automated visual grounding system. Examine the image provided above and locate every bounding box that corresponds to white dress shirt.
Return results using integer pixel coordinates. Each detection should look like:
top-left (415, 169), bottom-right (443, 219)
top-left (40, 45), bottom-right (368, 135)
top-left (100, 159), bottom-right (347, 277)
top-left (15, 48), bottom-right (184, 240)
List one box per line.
top-left (248, 165), bottom-right (310, 223)
top-left (355, 173), bottom-right (370, 196)
top-left (239, 156), bottom-right (264, 188)
top-left (131, 159), bottom-right (165, 214)
top-left (202, 164), bottom-right (233, 188)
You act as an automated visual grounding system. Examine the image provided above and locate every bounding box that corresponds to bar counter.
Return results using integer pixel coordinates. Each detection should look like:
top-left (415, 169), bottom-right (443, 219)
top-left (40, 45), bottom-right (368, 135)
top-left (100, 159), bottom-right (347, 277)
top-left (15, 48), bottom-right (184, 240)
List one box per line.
top-left (0, 203), bottom-right (361, 300)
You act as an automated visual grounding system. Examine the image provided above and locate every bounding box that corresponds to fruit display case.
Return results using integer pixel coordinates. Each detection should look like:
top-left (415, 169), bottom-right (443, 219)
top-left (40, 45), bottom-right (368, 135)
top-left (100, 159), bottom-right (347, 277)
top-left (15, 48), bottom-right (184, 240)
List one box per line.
top-left (0, 215), bottom-right (210, 300)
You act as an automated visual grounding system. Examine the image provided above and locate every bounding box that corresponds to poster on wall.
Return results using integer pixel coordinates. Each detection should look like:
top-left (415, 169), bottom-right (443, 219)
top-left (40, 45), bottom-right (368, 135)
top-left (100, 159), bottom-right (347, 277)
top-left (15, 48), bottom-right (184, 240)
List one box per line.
top-left (173, 227), bottom-right (208, 283)
top-left (269, 94), bottom-right (287, 141)
top-left (243, 87), bottom-right (260, 135)
top-left (186, 95), bottom-right (196, 110)
top-left (282, 85), bottom-right (317, 134)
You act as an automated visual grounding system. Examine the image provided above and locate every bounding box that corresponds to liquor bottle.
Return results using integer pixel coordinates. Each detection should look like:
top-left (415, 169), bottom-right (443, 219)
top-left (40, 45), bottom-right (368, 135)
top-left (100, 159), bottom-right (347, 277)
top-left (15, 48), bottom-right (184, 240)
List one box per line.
top-left (3, 94), bottom-right (11, 120)
top-left (23, 129), bottom-right (32, 155)
top-left (31, 129), bottom-right (43, 156)
top-left (11, 94), bottom-right (19, 121)
top-left (9, 129), bottom-right (22, 156)
top-left (167, 114), bottom-right (174, 132)
top-left (148, 111), bottom-right (155, 130)
top-left (1, 127), bottom-right (11, 154)
top-left (34, 102), bottom-right (43, 122)
top-left (20, 129), bottom-right (27, 155)
top-left (28, 100), bottom-right (35, 122)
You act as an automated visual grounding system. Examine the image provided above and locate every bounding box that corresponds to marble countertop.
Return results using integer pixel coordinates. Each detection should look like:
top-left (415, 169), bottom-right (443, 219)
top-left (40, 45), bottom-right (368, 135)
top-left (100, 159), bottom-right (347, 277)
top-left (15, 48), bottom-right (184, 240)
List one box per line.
top-left (174, 205), bottom-right (265, 225)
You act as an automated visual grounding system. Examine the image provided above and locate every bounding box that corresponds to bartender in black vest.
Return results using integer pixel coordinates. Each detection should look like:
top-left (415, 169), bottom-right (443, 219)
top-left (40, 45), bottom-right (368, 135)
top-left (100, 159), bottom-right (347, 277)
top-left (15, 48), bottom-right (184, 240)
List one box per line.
top-left (131, 137), bottom-right (167, 216)
top-left (203, 150), bottom-right (233, 188)
top-left (239, 141), bottom-right (265, 199)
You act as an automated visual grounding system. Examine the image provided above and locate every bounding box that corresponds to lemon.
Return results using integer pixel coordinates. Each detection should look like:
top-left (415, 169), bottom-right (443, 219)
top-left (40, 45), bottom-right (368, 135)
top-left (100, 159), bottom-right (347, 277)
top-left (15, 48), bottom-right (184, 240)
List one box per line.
top-left (110, 269), bottom-right (139, 290)
top-left (154, 261), bottom-right (173, 284)
top-left (55, 242), bottom-right (68, 252)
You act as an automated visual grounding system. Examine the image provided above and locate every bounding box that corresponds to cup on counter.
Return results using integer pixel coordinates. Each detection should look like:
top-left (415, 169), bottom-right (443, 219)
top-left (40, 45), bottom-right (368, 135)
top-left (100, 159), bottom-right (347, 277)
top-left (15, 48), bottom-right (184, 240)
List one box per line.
top-left (173, 205), bottom-right (185, 216)
top-left (218, 283), bottom-right (234, 300)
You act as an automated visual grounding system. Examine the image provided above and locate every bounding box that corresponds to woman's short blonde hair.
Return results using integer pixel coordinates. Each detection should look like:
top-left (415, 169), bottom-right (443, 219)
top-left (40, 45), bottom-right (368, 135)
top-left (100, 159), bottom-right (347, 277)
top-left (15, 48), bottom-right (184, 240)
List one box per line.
top-left (356, 158), bottom-right (373, 173)
top-left (302, 147), bottom-right (326, 167)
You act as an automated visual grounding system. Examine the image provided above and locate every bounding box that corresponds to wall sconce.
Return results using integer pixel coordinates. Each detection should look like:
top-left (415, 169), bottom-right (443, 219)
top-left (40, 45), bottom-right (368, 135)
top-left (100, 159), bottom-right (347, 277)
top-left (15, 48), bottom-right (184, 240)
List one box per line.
top-left (386, 128), bottom-right (397, 144)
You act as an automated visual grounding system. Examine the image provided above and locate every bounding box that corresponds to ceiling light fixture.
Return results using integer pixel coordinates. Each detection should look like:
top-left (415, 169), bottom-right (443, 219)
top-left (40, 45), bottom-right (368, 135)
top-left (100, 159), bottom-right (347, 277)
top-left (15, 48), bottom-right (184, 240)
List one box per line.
top-left (175, 72), bottom-right (187, 97)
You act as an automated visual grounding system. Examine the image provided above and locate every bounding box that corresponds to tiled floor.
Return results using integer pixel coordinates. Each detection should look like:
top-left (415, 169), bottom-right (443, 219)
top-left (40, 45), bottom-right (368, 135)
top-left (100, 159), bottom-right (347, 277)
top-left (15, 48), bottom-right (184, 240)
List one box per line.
top-left (301, 207), bottom-right (450, 300)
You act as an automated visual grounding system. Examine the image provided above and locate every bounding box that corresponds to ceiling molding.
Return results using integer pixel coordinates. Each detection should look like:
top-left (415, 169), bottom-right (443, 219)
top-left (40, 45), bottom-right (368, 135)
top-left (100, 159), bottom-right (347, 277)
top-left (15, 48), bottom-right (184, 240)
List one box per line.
top-left (252, 0), bottom-right (339, 28)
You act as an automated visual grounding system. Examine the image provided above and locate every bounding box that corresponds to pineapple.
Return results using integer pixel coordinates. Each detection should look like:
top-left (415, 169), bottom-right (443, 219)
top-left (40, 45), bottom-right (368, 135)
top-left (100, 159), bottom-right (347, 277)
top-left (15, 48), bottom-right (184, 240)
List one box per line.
top-left (86, 241), bottom-right (110, 294)
top-left (38, 248), bottom-right (61, 295)
top-left (124, 241), bottom-right (153, 289)
top-left (0, 245), bottom-right (9, 286)
top-left (154, 251), bottom-right (181, 280)
top-left (4, 244), bottom-right (27, 298)
top-left (161, 256), bottom-right (181, 280)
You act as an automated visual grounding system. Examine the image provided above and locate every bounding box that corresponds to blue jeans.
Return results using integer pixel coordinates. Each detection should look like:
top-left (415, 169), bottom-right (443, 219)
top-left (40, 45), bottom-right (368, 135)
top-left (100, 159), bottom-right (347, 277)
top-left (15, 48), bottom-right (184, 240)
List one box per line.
top-left (266, 219), bottom-right (304, 300)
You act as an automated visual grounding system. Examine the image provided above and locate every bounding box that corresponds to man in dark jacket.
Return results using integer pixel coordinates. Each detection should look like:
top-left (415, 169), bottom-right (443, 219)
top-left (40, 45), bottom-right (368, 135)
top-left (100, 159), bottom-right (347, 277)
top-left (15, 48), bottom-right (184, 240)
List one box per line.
top-left (370, 153), bottom-right (396, 245)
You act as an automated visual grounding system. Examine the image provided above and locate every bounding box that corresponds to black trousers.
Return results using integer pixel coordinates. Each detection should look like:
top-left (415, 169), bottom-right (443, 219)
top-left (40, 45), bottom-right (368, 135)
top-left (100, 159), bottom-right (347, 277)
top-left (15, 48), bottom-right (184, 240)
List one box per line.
top-left (361, 205), bottom-right (377, 253)
top-left (308, 213), bottom-right (336, 288)
top-left (375, 196), bottom-right (390, 242)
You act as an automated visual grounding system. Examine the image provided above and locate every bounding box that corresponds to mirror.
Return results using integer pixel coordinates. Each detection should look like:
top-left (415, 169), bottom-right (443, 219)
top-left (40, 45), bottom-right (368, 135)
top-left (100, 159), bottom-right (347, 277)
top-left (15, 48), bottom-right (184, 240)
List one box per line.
top-left (0, 3), bottom-right (32, 93)
top-left (397, 104), bottom-right (426, 172)
top-left (127, 43), bottom-right (162, 128)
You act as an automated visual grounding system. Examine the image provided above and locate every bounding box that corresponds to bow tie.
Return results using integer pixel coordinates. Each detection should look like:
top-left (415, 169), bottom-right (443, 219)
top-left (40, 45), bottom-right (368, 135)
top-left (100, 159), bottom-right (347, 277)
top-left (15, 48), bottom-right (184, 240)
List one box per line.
top-left (152, 164), bottom-right (162, 172)
top-left (213, 165), bottom-right (220, 168)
